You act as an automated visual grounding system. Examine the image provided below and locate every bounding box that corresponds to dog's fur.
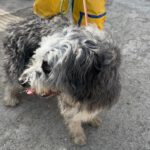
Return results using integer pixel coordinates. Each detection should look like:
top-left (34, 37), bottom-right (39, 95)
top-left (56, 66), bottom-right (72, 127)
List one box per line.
top-left (3, 14), bottom-right (121, 145)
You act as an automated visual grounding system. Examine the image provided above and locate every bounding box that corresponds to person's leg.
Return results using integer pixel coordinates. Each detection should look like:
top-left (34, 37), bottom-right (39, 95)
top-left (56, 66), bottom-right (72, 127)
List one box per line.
top-left (33, 0), bottom-right (69, 18)
top-left (72, 0), bottom-right (106, 29)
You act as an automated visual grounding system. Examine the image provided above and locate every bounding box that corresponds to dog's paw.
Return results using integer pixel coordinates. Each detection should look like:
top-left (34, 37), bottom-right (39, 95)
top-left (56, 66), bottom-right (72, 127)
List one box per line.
top-left (73, 133), bottom-right (87, 145)
top-left (4, 96), bottom-right (20, 107)
top-left (88, 117), bottom-right (102, 128)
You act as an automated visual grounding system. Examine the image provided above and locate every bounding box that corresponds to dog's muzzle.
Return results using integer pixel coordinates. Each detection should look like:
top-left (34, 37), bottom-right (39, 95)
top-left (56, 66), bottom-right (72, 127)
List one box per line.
top-left (25, 88), bottom-right (60, 97)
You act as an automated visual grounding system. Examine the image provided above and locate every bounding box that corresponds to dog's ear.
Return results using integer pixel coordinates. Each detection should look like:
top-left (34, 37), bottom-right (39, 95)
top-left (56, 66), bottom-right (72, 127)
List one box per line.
top-left (98, 51), bottom-right (115, 65)
top-left (94, 45), bottom-right (120, 71)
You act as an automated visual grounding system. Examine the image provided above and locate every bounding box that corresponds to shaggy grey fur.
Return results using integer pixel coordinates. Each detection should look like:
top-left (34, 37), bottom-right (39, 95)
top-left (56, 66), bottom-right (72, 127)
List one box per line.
top-left (3, 13), bottom-right (121, 145)
top-left (3, 14), bottom-right (70, 106)
top-left (19, 24), bottom-right (121, 111)
top-left (3, 14), bottom-right (70, 83)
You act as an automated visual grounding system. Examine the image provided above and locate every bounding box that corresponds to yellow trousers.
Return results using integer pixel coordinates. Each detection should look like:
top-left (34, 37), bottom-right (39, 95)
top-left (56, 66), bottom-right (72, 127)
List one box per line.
top-left (33, 0), bottom-right (106, 29)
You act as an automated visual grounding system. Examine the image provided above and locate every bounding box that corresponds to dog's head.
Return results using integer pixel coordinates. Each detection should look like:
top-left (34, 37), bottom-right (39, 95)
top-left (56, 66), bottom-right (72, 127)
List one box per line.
top-left (19, 26), bottom-right (121, 100)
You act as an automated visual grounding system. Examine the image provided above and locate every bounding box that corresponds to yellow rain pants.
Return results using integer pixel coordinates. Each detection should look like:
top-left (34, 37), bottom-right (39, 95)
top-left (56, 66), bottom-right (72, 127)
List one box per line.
top-left (33, 0), bottom-right (106, 29)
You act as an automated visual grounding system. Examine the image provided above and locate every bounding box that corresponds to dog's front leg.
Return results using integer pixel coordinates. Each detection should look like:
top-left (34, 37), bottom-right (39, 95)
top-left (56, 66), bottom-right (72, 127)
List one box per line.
top-left (4, 83), bottom-right (21, 107)
top-left (87, 116), bottom-right (102, 128)
top-left (58, 96), bottom-right (87, 145)
top-left (67, 119), bottom-right (86, 145)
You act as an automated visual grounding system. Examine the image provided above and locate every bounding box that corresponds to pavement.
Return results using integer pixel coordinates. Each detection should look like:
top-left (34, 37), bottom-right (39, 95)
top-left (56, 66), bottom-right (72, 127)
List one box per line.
top-left (0, 0), bottom-right (150, 150)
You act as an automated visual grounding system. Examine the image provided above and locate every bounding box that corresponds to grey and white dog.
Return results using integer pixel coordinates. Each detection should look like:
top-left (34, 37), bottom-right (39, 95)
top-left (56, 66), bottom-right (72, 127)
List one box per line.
top-left (3, 14), bottom-right (121, 145)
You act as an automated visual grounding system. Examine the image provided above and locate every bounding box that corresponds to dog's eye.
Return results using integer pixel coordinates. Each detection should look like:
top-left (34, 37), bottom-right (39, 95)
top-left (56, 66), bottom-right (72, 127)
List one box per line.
top-left (41, 60), bottom-right (51, 74)
top-left (36, 71), bottom-right (42, 77)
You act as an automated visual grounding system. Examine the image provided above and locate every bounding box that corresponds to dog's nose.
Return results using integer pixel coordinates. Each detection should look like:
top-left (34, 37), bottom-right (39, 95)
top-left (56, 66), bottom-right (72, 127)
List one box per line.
top-left (18, 79), bottom-right (24, 85)
top-left (18, 79), bottom-right (30, 88)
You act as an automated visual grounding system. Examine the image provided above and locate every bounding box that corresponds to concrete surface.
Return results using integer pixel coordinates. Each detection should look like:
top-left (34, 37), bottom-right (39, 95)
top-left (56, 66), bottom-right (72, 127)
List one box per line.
top-left (0, 0), bottom-right (150, 150)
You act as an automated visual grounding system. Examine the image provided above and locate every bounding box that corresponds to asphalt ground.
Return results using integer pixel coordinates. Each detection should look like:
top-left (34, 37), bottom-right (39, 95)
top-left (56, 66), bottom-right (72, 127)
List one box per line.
top-left (0, 0), bottom-right (150, 150)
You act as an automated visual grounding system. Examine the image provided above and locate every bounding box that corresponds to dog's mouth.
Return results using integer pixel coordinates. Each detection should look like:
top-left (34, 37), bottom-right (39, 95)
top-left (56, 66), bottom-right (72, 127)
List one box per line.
top-left (25, 88), bottom-right (60, 97)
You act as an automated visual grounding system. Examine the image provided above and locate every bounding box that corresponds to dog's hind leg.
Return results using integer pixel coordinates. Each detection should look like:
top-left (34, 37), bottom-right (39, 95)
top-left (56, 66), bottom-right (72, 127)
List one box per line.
top-left (4, 82), bottom-right (21, 107)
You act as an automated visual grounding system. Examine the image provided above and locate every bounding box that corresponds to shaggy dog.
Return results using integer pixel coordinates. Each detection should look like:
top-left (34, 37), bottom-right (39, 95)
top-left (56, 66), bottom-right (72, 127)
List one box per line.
top-left (3, 14), bottom-right (121, 145)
